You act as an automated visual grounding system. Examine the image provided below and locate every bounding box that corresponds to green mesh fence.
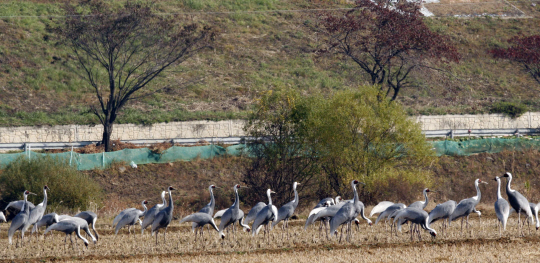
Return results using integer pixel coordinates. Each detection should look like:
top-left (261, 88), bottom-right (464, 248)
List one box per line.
top-left (430, 138), bottom-right (540, 156)
top-left (0, 138), bottom-right (539, 170)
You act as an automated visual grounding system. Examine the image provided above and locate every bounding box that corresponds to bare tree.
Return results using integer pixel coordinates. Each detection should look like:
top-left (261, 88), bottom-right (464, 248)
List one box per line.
top-left (314, 0), bottom-right (459, 101)
top-left (56, 0), bottom-right (213, 151)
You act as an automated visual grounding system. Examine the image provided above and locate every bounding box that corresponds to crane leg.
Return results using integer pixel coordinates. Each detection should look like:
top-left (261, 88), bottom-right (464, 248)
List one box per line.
top-left (339, 224), bottom-right (344, 243)
top-left (164, 227), bottom-right (167, 244)
top-left (460, 217), bottom-right (464, 233)
top-left (155, 230), bottom-right (159, 245)
top-left (518, 211), bottom-right (522, 236)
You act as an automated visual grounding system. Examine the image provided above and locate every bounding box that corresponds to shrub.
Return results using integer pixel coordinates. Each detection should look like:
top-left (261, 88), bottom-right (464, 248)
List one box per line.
top-left (0, 155), bottom-right (103, 211)
top-left (489, 101), bottom-right (527, 118)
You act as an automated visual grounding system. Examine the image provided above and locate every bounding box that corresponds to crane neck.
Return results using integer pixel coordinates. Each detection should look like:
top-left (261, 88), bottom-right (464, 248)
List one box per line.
top-left (352, 183), bottom-right (359, 205)
top-left (167, 188), bottom-right (174, 211)
top-left (267, 190), bottom-right (273, 206)
top-left (422, 189), bottom-right (428, 208)
top-left (161, 191), bottom-right (166, 207)
top-left (75, 225), bottom-right (90, 246)
top-left (292, 184), bottom-right (299, 206)
top-left (233, 187), bottom-right (240, 208)
top-left (42, 188), bottom-right (48, 207)
top-left (475, 181), bottom-right (481, 202)
top-left (209, 187), bottom-right (215, 207)
top-left (506, 175), bottom-right (514, 193)
top-left (496, 178), bottom-right (503, 200)
top-left (22, 193), bottom-right (28, 212)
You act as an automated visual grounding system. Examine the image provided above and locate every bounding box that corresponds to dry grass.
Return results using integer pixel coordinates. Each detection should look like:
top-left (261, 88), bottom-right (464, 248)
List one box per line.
top-left (425, 1), bottom-right (524, 17)
top-left (1, 208), bottom-right (539, 262)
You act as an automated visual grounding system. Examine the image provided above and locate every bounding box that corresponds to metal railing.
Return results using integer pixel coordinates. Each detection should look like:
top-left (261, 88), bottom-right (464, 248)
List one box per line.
top-left (1, 128), bottom-right (539, 151)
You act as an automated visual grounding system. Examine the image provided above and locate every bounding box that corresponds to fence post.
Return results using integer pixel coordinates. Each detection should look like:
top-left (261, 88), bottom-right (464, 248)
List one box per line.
top-left (70, 146), bottom-right (74, 166)
top-left (102, 151), bottom-right (105, 168)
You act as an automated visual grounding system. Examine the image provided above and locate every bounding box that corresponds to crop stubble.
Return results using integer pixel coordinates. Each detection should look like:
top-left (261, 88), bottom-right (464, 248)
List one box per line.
top-left (0, 213), bottom-right (539, 262)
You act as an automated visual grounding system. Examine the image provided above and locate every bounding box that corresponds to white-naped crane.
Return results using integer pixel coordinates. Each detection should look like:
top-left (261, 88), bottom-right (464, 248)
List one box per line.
top-left (314, 197), bottom-right (336, 209)
top-left (494, 176), bottom-right (510, 236)
top-left (32, 213), bottom-right (59, 236)
top-left (252, 189), bottom-right (278, 240)
top-left (304, 200), bottom-right (332, 239)
top-left (502, 172), bottom-right (534, 236)
top-left (115, 200), bottom-right (148, 235)
top-left (152, 186), bottom-right (175, 244)
top-left (27, 185), bottom-right (50, 239)
top-left (8, 190), bottom-right (37, 246)
top-left (427, 200), bottom-right (456, 235)
top-left (141, 190), bottom-right (167, 234)
top-left (393, 207), bottom-right (437, 241)
top-left (329, 180), bottom-right (372, 243)
top-left (218, 184), bottom-right (250, 239)
top-left (375, 203), bottom-right (406, 229)
top-left (193, 185), bottom-right (217, 236)
top-left (409, 188), bottom-right (433, 210)
top-left (272, 182), bottom-right (300, 239)
top-left (449, 179), bottom-right (487, 233)
top-left (370, 201), bottom-right (394, 218)
top-left (45, 219), bottom-right (92, 251)
top-left (74, 211), bottom-right (99, 241)
top-left (245, 202), bottom-right (266, 225)
top-left (179, 212), bottom-right (221, 241)
top-left (4, 200), bottom-right (35, 213)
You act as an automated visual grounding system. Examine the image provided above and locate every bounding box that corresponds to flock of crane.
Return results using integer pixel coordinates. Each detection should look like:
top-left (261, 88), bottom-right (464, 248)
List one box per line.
top-left (1, 172), bottom-right (540, 250)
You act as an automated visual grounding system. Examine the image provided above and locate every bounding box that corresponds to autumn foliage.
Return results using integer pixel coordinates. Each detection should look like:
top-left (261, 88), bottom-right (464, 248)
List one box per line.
top-left (314, 0), bottom-right (459, 100)
top-left (490, 35), bottom-right (540, 85)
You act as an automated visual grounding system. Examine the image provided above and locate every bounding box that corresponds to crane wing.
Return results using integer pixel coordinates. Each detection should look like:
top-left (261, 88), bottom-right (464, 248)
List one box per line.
top-left (370, 201), bottom-right (394, 217)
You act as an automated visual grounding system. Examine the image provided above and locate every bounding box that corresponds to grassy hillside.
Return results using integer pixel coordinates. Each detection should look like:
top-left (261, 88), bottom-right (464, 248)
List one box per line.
top-left (0, 0), bottom-right (539, 126)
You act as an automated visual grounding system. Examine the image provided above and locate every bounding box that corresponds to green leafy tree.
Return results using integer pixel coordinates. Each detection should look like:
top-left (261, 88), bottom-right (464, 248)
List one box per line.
top-left (308, 86), bottom-right (434, 203)
top-left (242, 88), bottom-right (319, 205)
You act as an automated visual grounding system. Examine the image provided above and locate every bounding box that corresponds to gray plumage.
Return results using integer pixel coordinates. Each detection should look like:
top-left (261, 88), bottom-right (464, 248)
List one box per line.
top-left (67, 217), bottom-right (97, 244)
top-left (219, 184), bottom-right (250, 238)
top-left (252, 189), bottom-right (278, 236)
top-left (198, 185), bottom-right (216, 215)
top-left (213, 209), bottom-right (227, 218)
top-left (4, 200), bottom-right (35, 212)
top-left (503, 172), bottom-right (534, 231)
top-left (28, 186), bottom-right (50, 232)
top-left (32, 213), bottom-right (58, 234)
top-left (375, 203), bottom-right (406, 225)
top-left (494, 176), bottom-right (510, 234)
top-left (116, 200), bottom-right (148, 235)
top-left (449, 179), bottom-right (487, 230)
top-left (44, 220), bottom-right (91, 248)
top-left (408, 188), bottom-right (431, 210)
top-left (141, 191), bottom-right (167, 234)
top-left (369, 201), bottom-right (394, 217)
top-left (193, 185), bottom-right (216, 231)
top-left (74, 211), bottom-right (99, 241)
top-left (245, 202), bottom-right (266, 225)
top-left (272, 182), bottom-right (300, 228)
top-left (152, 186), bottom-right (175, 244)
top-left (305, 201), bottom-right (349, 229)
top-left (180, 212), bottom-right (220, 235)
top-left (314, 197), bottom-right (335, 209)
top-left (329, 180), bottom-right (372, 241)
top-left (393, 207), bottom-right (437, 238)
top-left (113, 208), bottom-right (136, 228)
top-left (8, 190), bottom-right (36, 245)
top-left (530, 202), bottom-right (540, 230)
top-left (428, 200), bottom-right (457, 225)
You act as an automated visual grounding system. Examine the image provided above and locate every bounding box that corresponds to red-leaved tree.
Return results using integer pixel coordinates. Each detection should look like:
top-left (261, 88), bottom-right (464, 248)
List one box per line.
top-left (314, 0), bottom-right (459, 100)
top-left (490, 35), bottom-right (540, 85)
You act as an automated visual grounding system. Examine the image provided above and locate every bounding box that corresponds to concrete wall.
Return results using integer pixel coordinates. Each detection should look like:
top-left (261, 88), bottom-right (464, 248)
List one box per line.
top-left (0, 112), bottom-right (539, 143)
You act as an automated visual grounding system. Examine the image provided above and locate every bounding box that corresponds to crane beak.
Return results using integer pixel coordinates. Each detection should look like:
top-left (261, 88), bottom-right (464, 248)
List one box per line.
top-left (358, 182), bottom-right (366, 186)
top-left (481, 181), bottom-right (488, 185)
top-left (271, 191), bottom-right (276, 194)
top-left (28, 192), bottom-right (37, 196)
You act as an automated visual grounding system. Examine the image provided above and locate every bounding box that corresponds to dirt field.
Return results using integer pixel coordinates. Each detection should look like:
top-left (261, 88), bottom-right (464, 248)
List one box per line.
top-left (1, 211), bottom-right (539, 262)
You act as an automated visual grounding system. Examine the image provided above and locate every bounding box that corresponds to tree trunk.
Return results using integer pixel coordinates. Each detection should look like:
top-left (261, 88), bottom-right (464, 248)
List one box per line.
top-left (102, 121), bottom-right (113, 152)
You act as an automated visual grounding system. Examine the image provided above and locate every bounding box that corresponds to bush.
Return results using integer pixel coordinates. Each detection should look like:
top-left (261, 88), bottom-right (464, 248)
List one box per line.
top-left (489, 102), bottom-right (527, 118)
top-left (0, 155), bottom-right (103, 211)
